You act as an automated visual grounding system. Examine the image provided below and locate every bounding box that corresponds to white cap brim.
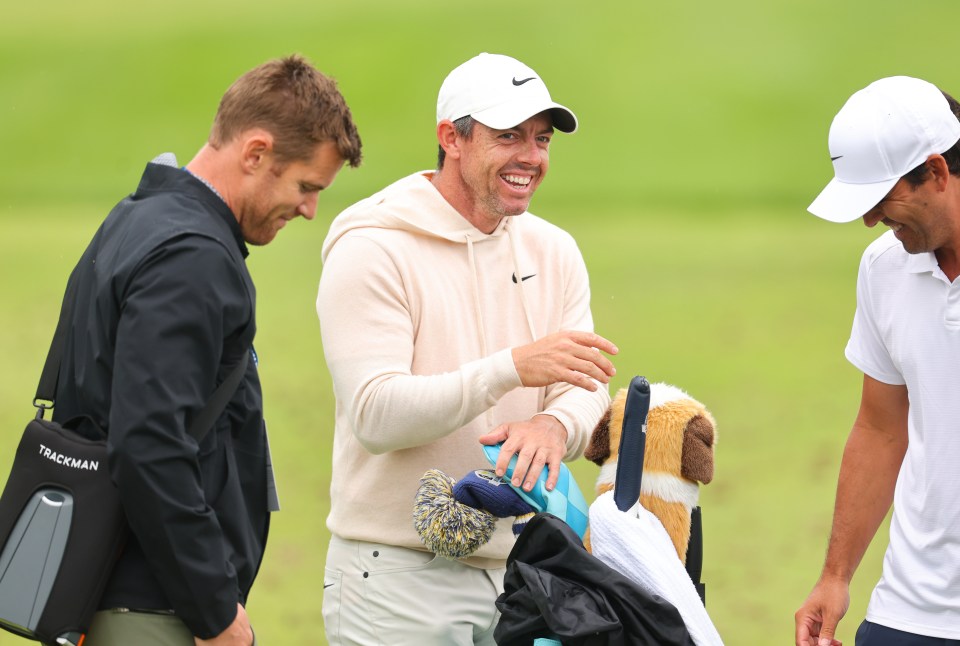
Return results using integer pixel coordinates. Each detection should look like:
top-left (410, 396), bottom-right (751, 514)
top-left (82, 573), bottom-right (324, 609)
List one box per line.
top-left (807, 176), bottom-right (898, 223)
top-left (471, 100), bottom-right (578, 133)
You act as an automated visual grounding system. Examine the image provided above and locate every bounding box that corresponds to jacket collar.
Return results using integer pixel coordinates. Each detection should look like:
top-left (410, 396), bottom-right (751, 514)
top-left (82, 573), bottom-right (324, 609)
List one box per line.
top-left (138, 155), bottom-right (249, 258)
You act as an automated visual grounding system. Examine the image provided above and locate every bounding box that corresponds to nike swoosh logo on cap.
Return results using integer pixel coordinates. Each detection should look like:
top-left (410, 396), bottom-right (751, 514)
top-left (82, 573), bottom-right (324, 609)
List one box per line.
top-left (831, 155), bottom-right (843, 161)
top-left (512, 272), bottom-right (536, 283)
top-left (512, 77), bottom-right (536, 86)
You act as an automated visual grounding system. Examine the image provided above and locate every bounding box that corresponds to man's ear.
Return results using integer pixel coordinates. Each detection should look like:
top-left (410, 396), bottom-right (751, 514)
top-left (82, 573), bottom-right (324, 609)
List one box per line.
top-left (239, 129), bottom-right (275, 175)
top-left (436, 120), bottom-right (462, 163)
top-left (927, 153), bottom-right (951, 191)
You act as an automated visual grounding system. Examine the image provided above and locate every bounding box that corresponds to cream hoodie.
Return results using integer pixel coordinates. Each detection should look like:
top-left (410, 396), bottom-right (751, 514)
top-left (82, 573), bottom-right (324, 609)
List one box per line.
top-left (317, 171), bottom-right (610, 564)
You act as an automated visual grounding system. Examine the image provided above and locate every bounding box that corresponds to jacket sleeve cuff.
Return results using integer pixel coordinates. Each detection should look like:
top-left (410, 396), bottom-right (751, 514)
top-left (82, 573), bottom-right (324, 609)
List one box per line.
top-left (183, 587), bottom-right (238, 639)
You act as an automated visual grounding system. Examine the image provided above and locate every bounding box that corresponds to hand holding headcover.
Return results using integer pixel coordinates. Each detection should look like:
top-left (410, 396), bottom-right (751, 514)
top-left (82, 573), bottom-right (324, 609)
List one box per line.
top-left (414, 442), bottom-right (589, 559)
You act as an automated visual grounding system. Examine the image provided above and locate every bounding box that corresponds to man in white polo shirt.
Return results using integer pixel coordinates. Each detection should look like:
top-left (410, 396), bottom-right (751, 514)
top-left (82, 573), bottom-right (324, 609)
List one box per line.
top-left (795, 76), bottom-right (960, 646)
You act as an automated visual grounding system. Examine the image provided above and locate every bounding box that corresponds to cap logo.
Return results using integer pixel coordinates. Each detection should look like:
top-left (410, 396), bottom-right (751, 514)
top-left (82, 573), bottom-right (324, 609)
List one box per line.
top-left (831, 155), bottom-right (843, 161)
top-left (512, 77), bottom-right (536, 86)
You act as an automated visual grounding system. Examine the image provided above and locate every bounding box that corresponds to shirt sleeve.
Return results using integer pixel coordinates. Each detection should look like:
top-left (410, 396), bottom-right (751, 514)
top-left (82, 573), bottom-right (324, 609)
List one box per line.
top-left (108, 234), bottom-right (248, 638)
top-left (844, 249), bottom-right (905, 386)
top-left (317, 234), bottom-right (523, 454)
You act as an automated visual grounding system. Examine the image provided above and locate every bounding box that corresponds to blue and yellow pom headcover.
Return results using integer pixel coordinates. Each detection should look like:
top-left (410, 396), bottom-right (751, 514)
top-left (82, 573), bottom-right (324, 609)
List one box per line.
top-left (482, 443), bottom-right (589, 540)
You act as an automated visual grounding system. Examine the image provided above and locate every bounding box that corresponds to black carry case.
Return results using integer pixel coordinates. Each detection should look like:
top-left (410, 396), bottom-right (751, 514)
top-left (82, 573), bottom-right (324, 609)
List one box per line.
top-left (0, 416), bottom-right (124, 646)
top-left (0, 266), bottom-right (249, 645)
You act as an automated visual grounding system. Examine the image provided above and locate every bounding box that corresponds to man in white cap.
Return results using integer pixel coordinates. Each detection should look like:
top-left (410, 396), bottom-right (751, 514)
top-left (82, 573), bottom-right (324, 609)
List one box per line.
top-left (316, 53), bottom-right (618, 644)
top-left (796, 76), bottom-right (960, 646)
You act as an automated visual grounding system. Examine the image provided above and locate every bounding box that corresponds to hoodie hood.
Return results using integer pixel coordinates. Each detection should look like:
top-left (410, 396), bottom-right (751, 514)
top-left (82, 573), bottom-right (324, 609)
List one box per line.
top-left (321, 171), bottom-right (511, 263)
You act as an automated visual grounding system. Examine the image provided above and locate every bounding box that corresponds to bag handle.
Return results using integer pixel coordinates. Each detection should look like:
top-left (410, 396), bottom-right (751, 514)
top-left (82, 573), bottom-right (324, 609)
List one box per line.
top-left (34, 263), bottom-right (250, 442)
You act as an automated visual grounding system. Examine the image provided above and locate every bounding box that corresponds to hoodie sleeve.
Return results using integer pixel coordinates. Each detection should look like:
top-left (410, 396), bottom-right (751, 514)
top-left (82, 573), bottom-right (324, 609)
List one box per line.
top-left (318, 233), bottom-right (523, 454)
top-left (538, 238), bottom-right (611, 461)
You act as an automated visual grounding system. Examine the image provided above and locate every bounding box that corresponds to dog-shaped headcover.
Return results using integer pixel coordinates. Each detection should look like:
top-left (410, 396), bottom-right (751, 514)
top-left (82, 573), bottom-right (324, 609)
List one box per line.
top-left (584, 383), bottom-right (716, 562)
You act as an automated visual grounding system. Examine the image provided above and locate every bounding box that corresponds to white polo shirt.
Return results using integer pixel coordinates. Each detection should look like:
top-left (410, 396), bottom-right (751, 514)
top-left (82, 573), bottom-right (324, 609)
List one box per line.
top-left (846, 230), bottom-right (960, 638)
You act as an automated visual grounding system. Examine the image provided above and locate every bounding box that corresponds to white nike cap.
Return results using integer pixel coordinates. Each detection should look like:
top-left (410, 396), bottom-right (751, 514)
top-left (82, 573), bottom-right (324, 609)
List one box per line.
top-left (436, 53), bottom-right (578, 133)
top-left (809, 76), bottom-right (960, 223)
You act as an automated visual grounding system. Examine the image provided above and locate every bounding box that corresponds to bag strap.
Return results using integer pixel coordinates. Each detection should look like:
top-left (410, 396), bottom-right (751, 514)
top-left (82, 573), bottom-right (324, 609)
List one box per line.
top-left (34, 264), bottom-right (251, 443)
top-left (186, 351), bottom-right (249, 441)
top-left (34, 266), bottom-right (81, 411)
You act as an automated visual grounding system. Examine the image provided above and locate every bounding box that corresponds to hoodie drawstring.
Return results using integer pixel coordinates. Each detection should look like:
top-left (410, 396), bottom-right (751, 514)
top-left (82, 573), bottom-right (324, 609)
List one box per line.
top-left (465, 234), bottom-right (489, 358)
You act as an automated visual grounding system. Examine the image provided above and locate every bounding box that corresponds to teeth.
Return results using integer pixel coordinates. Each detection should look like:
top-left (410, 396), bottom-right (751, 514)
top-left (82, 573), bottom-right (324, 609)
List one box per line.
top-left (503, 174), bottom-right (531, 186)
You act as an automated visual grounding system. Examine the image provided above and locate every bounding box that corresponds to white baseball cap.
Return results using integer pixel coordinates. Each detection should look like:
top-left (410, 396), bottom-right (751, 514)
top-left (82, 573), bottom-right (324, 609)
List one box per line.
top-left (436, 53), bottom-right (578, 133)
top-left (808, 76), bottom-right (960, 223)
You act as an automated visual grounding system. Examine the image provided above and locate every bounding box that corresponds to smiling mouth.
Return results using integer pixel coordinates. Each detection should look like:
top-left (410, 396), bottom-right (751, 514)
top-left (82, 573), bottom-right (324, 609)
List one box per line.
top-left (501, 173), bottom-right (533, 190)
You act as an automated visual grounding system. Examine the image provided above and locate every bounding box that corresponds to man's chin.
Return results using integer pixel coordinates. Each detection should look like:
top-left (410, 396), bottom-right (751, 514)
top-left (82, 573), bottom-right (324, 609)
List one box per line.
top-left (243, 230), bottom-right (277, 246)
top-left (502, 198), bottom-right (533, 217)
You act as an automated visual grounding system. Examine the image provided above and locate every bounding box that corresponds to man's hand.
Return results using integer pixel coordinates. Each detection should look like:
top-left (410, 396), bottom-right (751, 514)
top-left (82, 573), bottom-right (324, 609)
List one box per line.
top-left (195, 603), bottom-right (253, 646)
top-left (512, 331), bottom-right (618, 391)
top-left (479, 414), bottom-right (568, 491)
top-left (795, 576), bottom-right (848, 646)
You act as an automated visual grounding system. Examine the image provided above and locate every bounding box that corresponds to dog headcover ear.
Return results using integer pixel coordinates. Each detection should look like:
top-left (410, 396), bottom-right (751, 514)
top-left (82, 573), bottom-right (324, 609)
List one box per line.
top-left (680, 413), bottom-right (715, 484)
top-left (584, 407), bottom-right (612, 466)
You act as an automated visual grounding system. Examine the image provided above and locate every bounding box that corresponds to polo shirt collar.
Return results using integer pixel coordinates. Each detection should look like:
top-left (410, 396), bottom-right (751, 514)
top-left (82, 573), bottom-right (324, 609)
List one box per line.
top-left (905, 250), bottom-right (939, 275)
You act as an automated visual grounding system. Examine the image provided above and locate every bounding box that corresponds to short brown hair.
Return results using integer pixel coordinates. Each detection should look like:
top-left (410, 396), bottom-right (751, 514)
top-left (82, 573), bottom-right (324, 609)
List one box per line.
top-left (211, 54), bottom-right (362, 167)
top-left (437, 116), bottom-right (475, 170)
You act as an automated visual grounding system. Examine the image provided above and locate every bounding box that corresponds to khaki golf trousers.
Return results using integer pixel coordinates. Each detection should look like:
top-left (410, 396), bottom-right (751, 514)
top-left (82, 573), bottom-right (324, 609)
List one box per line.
top-left (323, 535), bottom-right (505, 646)
top-left (84, 609), bottom-right (257, 645)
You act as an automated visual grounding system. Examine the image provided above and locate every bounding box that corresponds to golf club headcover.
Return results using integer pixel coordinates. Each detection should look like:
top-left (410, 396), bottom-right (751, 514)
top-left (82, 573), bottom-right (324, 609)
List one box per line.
top-left (482, 443), bottom-right (590, 540)
top-left (584, 381), bottom-right (717, 562)
top-left (512, 512), bottom-right (536, 537)
top-left (453, 469), bottom-right (536, 518)
top-left (414, 469), bottom-right (497, 559)
top-left (414, 467), bottom-right (537, 559)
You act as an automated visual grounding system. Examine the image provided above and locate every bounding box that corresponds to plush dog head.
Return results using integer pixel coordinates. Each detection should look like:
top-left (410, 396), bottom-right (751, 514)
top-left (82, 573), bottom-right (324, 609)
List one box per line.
top-left (584, 383), bottom-right (717, 561)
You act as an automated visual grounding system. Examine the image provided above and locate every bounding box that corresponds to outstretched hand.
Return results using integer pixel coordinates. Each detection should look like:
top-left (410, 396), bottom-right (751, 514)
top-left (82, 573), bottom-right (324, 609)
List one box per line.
top-left (511, 331), bottom-right (618, 392)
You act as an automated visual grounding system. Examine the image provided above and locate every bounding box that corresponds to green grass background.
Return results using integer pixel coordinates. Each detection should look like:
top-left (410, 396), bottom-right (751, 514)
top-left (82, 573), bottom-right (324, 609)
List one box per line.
top-left (2, 1), bottom-right (958, 643)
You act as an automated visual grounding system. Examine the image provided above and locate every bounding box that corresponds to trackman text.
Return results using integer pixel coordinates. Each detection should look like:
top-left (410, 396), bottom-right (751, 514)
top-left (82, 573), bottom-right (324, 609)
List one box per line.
top-left (37, 443), bottom-right (99, 471)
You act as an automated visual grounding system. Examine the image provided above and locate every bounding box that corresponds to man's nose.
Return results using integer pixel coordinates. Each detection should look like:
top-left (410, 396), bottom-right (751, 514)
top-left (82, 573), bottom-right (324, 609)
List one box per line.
top-left (516, 139), bottom-right (542, 165)
top-left (862, 208), bottom-right (883, 228)
top-left (297, 192), bottom-right (319, 219)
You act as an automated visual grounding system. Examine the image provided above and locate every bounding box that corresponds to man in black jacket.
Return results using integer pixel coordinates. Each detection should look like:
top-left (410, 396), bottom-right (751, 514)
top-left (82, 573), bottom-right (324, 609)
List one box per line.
top-left (53, 55), bottom-right (362, 645)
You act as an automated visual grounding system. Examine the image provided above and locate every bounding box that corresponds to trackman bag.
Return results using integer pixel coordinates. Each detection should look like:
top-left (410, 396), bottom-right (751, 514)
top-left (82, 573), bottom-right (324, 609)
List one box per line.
top-left (0, 266), bottom-right (249, 646)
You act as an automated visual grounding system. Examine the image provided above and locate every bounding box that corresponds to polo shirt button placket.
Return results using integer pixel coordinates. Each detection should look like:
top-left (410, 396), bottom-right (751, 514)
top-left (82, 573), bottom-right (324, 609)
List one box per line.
top-left (945, 280), bottom-right (960, 327)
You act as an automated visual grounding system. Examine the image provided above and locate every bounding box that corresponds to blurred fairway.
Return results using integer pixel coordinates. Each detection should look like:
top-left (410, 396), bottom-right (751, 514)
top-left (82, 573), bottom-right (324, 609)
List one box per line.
top-left (4, 1), bottom-right (960, 644)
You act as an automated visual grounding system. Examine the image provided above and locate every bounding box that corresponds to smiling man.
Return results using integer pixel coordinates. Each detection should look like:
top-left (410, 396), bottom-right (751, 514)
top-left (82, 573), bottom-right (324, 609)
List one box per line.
top-left (796, 76), bottom-right (960, 646)
top-left (317, 53), bottom-right (618, 645)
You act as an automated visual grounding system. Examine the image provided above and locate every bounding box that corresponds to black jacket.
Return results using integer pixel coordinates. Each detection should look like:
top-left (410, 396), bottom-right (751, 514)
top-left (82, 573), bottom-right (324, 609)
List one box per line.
top-left (495, 513), bottom-right (695, 646)
top-left (53, 160), bottom-right (270, 638)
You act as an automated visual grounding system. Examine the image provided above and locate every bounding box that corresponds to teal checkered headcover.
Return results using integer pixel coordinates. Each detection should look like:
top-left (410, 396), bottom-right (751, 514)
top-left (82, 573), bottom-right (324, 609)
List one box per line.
top-left (481, 443), bottom-right (589, 540)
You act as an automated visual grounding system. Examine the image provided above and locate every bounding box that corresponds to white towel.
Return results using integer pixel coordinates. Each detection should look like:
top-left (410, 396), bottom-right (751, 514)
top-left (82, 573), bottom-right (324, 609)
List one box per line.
top-left (589, 491), bottom-right (724, 646)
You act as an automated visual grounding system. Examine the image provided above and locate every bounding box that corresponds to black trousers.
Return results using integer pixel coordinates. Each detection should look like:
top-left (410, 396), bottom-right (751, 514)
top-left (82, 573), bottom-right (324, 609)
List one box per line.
top-left (857, 620), bottom-right (960, 646)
